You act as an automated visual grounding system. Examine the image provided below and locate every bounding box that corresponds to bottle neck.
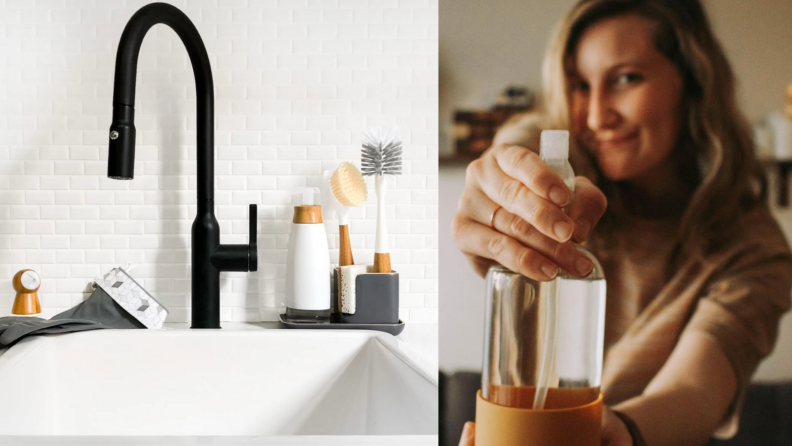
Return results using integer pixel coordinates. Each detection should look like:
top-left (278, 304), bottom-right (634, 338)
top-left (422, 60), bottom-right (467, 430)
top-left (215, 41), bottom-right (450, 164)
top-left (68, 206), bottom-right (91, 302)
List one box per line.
top-left (543, 157), bottom-right (606, 280)
top-left (543, 158), bottom-right (575, 192)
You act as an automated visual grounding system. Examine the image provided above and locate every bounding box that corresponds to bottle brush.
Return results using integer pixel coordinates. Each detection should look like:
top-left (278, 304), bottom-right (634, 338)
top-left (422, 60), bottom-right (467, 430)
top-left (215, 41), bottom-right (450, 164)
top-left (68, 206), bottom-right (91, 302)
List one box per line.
top-left (361, 126), bottom-right (403, 273)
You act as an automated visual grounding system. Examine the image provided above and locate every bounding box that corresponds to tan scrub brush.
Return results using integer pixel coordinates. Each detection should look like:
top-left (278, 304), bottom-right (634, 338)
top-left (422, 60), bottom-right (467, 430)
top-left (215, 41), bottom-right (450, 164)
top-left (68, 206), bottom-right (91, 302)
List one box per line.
top-left (330, 161), bottom-right (368, 266)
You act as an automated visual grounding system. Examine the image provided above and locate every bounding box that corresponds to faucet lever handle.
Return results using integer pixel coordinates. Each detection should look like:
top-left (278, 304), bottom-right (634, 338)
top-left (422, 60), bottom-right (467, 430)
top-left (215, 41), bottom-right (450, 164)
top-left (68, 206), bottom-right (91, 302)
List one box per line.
top-left (249, 204), bottom-right (258, 271)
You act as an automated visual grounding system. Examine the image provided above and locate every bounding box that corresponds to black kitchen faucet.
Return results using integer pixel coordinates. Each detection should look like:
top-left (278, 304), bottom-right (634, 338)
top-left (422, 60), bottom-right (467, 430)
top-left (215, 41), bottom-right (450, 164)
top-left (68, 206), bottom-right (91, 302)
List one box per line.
top-left (106, 3), bottom-right (257, 329)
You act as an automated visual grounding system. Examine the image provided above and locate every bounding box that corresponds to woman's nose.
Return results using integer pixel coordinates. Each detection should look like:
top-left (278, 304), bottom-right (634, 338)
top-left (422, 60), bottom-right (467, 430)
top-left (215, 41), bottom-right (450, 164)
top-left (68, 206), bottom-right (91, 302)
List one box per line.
top-left (586, 90), bottom-right (618, 131)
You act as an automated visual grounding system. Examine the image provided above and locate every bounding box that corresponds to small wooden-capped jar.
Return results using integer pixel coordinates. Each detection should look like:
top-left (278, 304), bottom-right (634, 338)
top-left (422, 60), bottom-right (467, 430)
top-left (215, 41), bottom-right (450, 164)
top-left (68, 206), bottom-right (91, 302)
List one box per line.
top-left (12, 269), bottom-right (42, 315)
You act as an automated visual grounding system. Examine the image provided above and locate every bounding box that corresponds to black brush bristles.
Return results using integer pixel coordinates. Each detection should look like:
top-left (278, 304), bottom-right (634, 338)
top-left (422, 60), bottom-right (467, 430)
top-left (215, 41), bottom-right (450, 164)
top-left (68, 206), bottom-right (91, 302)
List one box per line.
top-left (361, 126), bottom-right (403, 177)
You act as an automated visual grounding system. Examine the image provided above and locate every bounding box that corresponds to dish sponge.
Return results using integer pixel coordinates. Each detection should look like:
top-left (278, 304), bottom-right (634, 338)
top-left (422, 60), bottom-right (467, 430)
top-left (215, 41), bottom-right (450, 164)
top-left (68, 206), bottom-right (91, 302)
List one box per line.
top-left (338, 264), bottom-right (370, 314)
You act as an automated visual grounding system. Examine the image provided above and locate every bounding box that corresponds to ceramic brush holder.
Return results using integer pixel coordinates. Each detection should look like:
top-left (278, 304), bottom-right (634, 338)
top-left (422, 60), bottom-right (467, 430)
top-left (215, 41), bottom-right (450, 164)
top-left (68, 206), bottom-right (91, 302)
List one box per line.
top-left (331, 268), bottom-right (399, 325)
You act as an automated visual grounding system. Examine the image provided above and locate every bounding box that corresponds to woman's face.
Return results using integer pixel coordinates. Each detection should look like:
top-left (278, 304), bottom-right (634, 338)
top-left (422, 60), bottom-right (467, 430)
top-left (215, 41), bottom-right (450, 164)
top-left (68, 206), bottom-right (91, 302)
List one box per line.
top-left (568, 13), bottom-right (684, 183)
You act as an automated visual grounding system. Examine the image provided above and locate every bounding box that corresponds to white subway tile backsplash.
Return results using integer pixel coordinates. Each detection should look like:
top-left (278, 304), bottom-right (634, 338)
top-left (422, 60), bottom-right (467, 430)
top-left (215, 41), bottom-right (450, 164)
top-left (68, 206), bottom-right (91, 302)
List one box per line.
top-left (0, 0), bottom-right (437, 323)
top-left (55, 220), bottom-right (83, 234)
top-left (248, 176), bottom-right (278, 190)
top-left (11, 235), bottom-right (39, 249)
top-left (9, 175), bottom-right (39, 190)
top-left (409, 307), bottom-right (437, 323)
top-left (84, 220), bottom-right (112, 234)
top-left (56, 250), bottom-right (84, 264)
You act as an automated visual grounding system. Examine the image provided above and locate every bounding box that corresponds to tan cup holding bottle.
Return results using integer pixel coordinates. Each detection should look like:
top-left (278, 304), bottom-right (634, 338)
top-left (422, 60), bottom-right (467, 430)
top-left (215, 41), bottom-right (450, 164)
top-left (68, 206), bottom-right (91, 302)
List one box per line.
top-left (475, 389), bottom-right (603, 446)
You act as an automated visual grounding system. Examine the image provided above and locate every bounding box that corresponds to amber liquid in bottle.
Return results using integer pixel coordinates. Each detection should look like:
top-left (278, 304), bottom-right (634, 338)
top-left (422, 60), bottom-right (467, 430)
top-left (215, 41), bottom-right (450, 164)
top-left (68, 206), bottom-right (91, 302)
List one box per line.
top-left (486, 384), bottom-right (600, 409)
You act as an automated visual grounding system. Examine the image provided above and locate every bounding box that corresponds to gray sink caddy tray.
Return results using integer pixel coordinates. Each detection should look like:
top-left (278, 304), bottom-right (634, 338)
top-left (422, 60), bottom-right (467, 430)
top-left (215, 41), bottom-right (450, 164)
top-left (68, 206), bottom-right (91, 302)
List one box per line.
top-left (278, 315), bottom-right (406, 336)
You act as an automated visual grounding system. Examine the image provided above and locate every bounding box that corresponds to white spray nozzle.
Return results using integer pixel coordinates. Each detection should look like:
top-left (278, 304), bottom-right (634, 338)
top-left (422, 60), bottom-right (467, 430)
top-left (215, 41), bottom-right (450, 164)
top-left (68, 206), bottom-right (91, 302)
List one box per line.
top-left (540, 130), bottom-right (569, 160)
top-left (292, 187), bottom-right (321, 206)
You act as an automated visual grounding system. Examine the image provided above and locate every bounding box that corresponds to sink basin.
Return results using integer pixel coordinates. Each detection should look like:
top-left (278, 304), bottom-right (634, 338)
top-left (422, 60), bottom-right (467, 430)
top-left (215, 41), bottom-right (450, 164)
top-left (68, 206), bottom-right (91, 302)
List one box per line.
top-left (0, 329), bottom-right (437, 437)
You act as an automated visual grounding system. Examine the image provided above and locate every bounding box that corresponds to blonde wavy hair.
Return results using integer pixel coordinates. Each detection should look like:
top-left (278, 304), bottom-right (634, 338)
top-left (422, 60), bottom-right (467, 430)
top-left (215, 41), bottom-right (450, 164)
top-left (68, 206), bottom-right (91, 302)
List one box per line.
top-left (540, 0), bottom-right (765, 258)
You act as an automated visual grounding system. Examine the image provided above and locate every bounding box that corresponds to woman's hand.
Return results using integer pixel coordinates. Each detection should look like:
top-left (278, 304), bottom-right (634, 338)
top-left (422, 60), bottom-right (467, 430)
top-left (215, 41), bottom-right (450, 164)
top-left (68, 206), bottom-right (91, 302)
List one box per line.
top-left (458, 422), bottom-right (475, 446)
top-left (602, 406), bottom-right (633, 446)
top-left (452, 143), bottom-right (608, 280)
top-left (456, 407), bottom-right (631, 446)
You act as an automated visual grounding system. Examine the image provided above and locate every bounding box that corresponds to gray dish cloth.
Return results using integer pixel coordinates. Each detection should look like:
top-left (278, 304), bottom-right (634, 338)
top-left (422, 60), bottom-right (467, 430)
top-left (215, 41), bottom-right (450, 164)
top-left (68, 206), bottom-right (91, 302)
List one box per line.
top-left (0, 287), bottom-right (145, 350)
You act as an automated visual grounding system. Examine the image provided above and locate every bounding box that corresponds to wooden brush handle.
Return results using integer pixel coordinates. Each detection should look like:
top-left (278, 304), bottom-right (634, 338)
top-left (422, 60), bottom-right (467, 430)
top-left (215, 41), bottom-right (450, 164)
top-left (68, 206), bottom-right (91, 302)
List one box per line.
top-left (339, 224), bottom-right (354, 267)
top-left (373, 252), bottom-right (391, 273)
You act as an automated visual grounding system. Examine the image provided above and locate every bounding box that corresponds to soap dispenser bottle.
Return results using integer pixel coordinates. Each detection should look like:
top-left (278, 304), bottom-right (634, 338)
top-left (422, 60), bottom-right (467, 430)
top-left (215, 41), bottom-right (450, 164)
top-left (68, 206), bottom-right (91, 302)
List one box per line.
top-left (284, 187), bottom-right (331, 323)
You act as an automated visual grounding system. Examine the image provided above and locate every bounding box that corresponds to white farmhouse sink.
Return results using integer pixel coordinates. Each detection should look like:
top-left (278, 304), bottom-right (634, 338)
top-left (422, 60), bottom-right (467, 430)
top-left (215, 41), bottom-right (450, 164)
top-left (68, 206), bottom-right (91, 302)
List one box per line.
top-left (0, 329), bottom-right (437, 437)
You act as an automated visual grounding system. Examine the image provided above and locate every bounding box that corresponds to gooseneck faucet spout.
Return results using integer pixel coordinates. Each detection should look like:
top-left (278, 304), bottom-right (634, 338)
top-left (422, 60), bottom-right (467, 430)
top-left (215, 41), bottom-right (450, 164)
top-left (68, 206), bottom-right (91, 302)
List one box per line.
top-left (107, 3), bottom-right (257, 329)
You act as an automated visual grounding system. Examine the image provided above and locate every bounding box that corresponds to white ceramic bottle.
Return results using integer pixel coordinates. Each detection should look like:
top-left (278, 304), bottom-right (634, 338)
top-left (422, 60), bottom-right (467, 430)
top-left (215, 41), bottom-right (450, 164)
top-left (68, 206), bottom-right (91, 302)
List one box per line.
top-left (284, 187), bottom-right (331, 323)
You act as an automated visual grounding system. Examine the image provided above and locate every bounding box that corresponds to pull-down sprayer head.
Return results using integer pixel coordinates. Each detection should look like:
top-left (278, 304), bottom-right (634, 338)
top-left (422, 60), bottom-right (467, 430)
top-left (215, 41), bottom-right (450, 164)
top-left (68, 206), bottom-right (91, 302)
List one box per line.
top-left (107, 104), bottom-right (136, 180)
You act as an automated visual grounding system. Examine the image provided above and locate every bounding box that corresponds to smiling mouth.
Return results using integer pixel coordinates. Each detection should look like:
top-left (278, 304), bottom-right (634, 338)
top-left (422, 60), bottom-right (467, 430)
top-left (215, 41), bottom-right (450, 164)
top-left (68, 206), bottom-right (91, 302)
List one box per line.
top-left (594, 132), bottom-right (639, 150)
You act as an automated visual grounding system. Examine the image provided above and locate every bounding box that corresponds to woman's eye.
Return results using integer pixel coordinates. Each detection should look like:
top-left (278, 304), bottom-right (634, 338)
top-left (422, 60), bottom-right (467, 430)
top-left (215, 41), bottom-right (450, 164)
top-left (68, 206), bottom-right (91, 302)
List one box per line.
top-left (616, 73), bottom-right (641, 85)
top-left (570, 81), bottom-right (589, 92)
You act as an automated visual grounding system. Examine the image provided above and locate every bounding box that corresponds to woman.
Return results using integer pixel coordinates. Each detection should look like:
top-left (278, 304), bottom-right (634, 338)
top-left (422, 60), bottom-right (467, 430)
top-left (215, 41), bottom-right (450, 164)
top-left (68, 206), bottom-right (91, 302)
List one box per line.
top-left (453, 0), bottom-right (792, 445)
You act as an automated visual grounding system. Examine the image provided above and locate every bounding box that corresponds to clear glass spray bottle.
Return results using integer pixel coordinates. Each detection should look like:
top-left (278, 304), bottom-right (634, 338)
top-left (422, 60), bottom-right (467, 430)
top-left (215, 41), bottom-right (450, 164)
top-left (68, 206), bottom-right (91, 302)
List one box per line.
top-left (481, 130), bottom-right (607, 412)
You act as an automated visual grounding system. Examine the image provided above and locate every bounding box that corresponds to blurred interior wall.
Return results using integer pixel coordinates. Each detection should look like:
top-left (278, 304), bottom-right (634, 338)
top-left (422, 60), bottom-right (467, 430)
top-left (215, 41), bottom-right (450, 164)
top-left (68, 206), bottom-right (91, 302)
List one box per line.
top-left (439, 0), bottom-right (792, 381)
